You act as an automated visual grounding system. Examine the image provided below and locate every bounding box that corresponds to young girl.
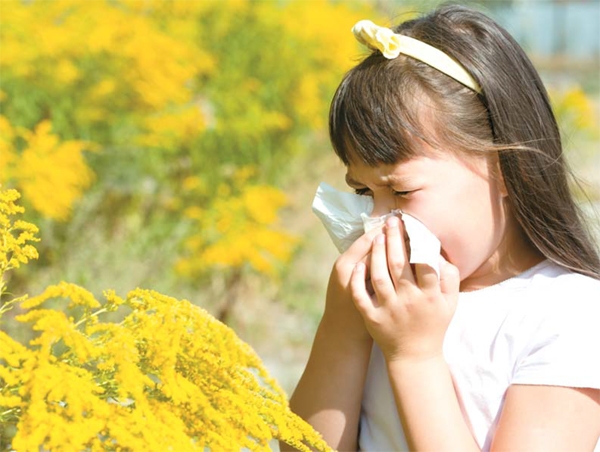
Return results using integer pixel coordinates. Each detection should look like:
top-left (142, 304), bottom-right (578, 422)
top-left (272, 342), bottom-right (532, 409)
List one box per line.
top-left (283, 4), bottom-right (600, 451)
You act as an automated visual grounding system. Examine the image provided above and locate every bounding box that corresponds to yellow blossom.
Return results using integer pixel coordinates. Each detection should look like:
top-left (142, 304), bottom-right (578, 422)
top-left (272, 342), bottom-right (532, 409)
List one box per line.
top-left (0, 189), bottom-right (39, 290)
top-left (0, 115), bottom-right (16, 179)
top-left (182, 175), bottom-right (206, 193)
top-left (21, 281), bottom-right (101, 310)
top-left (2, 281), bottom-right (331, 451)
top-left (551, 85), bottom-right (600, 136)
top-left (138, 105), bottom-right (206, 150)
top-left (0, 195), bottom-right (325, 448)
top-left (177, 177), bottom-right (298, 278)
top-left (55, 58), bottom-right (80, 84)
top-left (16, 120), bottom-right (95, 220)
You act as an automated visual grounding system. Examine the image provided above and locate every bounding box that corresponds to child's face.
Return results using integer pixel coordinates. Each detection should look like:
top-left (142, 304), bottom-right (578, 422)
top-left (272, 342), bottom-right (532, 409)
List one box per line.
top-left (345, 147), bottom-right (523, 290)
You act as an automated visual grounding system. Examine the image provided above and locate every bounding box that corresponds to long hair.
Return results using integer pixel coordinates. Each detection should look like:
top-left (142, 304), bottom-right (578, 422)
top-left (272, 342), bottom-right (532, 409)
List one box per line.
top-left (329, 4), bottom-right (600, 279)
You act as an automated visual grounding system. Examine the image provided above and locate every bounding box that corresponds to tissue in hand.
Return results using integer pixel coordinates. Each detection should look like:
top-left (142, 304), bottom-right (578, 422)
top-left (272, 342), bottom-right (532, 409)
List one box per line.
top-left (311, 182), bottom-right (441, 277)
top-left (311, 182), bottom-right (373, 253)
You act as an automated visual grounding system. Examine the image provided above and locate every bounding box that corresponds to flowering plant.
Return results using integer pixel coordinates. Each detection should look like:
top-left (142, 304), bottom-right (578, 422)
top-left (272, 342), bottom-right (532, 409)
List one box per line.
top-left (0, 189), bottom-right (330, 451)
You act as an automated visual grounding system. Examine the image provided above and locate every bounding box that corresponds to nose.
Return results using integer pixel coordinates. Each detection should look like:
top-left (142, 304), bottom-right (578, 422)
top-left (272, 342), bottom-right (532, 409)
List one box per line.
top-left (369, 194), bottom-right (397, 218)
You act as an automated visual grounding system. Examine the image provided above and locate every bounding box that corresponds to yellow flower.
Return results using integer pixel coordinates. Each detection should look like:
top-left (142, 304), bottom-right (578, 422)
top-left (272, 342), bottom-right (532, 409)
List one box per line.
top-left (17, 120), bottom-right (95, 221)
top-left (177, 178), bottom-right (298, 278)
top-left (243, 185), bottom-right (288, 225)
top-left (182, 175), bottom-right (205, 193)
top-left (0, 115), bottom-right (16, 179)
top-left (138, 105), bottom-right (206, 150)
top-left (55, 58), bottom-right (80, 84)
top-left (551, 85), bottom-right (599, 136)
top-left (2, 279), bottom-right (330, 451)
top-left (0, 273), bottom-right (331, 451)
top-left (0, 189), bottom-right (39, 291)
top-left (21, 281), bottom-right (101, 310)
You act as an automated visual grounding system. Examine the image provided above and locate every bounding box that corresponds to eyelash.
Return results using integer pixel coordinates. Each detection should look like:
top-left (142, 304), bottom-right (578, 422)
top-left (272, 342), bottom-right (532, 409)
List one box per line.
top-left (354, 188), bottom-right (412, 197)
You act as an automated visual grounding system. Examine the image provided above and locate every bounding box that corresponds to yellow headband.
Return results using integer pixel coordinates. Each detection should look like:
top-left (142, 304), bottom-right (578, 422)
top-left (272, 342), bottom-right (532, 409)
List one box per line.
top-left (352, 20), bottom-right (481, 93)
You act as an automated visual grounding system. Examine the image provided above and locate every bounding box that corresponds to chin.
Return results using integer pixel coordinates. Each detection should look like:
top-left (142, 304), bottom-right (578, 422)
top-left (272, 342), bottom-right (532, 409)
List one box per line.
top-left (445, 255), bottom-right (475, 283)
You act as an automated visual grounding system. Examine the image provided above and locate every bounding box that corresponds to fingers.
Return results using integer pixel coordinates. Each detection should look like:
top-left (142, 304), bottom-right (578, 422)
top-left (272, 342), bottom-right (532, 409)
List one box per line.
top-left (333, 226), bottom-right (382, 284)
top-left (368, 214), bottom-right (415, 302)
top-left (384, 216), bottom-right (413, 287)
top-left (351, 215), bottom-right (458, 312)
top-left (350, 262), bottom-right (377, 311)
top-left (369, 234), bottom-right (396, 301)
top-left (341, 225), bottom-right (384, 265)
top-left (439, 256), bottom-right (460, 296)
top-left (413, 263), bottom-right (439, 289)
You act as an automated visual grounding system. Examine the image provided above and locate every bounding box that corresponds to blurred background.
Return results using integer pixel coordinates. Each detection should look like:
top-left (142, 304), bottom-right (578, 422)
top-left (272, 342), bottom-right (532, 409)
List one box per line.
top-left (1, 0), bottom-right (598, 394)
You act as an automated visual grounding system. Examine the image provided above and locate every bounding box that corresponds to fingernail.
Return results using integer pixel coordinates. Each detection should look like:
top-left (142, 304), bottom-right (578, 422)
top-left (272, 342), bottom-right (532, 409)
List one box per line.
top-left (375, 234), bottom-right (385, 244)
top-left (387, 216), bottom-right (400, 227)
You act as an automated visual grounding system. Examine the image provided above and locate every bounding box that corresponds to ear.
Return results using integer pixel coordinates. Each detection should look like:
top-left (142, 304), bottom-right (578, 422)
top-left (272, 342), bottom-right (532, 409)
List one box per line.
top-left (490, 152), bottom-right (509, 198)
top-left (497, 160), bottom-right (509, 198)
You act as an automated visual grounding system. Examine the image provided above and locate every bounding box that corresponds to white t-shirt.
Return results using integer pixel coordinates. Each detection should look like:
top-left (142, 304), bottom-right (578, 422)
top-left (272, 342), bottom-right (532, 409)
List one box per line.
top-left (359, 260), bottom-right (600, 451)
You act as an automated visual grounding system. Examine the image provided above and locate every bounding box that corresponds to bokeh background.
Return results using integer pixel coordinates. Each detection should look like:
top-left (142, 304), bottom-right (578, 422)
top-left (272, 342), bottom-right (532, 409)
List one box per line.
top-left (1, 0), bottom-right (599, 395)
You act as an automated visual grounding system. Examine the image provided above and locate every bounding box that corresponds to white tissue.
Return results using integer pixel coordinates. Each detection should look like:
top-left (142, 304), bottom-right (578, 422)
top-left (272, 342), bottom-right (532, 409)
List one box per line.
top-left (361, 210), bottom-right (402, 232)
top-left (398, 214), bottom-right (441, 278)
top-left (311, 182), bottom-right (374, 253)
top-left (311, 182), bottom-right (441, 278)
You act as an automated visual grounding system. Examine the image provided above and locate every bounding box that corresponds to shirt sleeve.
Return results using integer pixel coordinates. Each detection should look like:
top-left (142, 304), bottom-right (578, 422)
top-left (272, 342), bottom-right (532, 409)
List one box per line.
top-left (511, 277), bottom-right (600, 389)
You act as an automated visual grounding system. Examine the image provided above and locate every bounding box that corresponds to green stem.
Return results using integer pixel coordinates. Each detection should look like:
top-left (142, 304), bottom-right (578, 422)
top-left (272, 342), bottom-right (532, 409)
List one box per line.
top-left (0, 408), bottom-right (17, 417)
top-left (74, 307), bottom-right (109, 328)
top-left (0, 299), bottom-right (16, 317)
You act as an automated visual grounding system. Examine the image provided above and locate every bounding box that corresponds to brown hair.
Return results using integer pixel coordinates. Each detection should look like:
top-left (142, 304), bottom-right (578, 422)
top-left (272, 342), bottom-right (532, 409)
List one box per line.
top-left (329, 4), bottom-right (600, 279)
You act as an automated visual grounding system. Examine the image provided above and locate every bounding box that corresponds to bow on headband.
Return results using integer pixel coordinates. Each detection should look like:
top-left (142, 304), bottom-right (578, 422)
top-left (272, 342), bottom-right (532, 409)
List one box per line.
top-left (352, 20), bottom-right (481, 93)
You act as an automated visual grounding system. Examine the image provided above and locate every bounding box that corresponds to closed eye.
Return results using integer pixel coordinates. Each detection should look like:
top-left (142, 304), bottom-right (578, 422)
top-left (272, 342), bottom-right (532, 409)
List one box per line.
top-left (354, 187), bottom-right (372, 196)
top-left (354, 187), bottom-right (413, 197)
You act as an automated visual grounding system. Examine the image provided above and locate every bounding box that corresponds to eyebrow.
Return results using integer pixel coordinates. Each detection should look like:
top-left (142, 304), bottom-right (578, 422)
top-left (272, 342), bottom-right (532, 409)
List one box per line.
top-left (345, 174), bottom-right (363, 187)
top-left (345, 173), bottom-right (413, 187)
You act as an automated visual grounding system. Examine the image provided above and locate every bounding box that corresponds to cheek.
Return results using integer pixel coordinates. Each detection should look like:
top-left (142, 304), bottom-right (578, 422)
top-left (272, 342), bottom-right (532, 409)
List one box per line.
top-left (405, 174), bottom-right (506, 278)
top-left (439, 235), bottom-right (475, 277)
top-left (435, 203), bottom-right (505, 278)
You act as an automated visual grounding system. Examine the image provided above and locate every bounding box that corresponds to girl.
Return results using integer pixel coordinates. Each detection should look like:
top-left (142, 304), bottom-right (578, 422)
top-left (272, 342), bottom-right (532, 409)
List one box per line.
top-left (283, 4), bottom-right (600, 451)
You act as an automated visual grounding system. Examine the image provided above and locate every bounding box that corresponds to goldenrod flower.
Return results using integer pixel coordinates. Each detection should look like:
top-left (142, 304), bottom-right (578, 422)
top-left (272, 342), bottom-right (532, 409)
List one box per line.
top-left (178, 172), bottom-right (298, 278)
top-left (0, 188), bottom-right (331, 451)
top-left (1, 286), bottom-right (331, 451)
top-left (18, 120), bottom-right (95, 221)
top-left (0, 189), bottom-right (39, 299)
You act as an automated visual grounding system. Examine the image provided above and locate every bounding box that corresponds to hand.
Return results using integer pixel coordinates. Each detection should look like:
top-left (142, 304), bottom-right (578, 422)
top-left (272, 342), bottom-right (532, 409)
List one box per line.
top-left (350, 216), bottom-right (460, 362)
top-left (322, 227), bottom-right (382, 344)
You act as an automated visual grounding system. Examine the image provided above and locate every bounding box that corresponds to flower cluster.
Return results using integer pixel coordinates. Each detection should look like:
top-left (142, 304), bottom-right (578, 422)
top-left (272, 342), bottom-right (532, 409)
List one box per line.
top-left (0, 189), bottom-right (39, 300)
top-left (0, 119), bottom-right (94, 221)
top-left (1, 287), bottom-right (330, 451)
top-left (551, 85), bottom-right (600, 137)
top-left (0, 190), bottom-right (330, 450)
top-left (177, 167), bottom-right (298, 278)
top-left (0, 0), bottom-right (369, 285)
top-left (0, 0), bottom-right (210, 220)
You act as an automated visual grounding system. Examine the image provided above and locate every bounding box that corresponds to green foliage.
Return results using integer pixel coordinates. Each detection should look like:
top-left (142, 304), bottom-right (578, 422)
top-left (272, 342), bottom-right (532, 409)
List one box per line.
top-left (0, 0), bottom-right (374, 318)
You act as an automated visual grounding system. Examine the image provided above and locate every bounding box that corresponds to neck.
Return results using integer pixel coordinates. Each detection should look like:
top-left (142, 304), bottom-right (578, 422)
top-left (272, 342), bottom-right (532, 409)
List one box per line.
top-left (459, 218), bottom-right (545, 293)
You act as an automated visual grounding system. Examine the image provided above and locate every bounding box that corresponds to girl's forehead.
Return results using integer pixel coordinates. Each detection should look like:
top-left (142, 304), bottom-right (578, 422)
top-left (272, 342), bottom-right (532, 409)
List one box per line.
top-left (345, 157), bottom-right (429, 184)
top-left (345, 151), bottom-right (490, 184)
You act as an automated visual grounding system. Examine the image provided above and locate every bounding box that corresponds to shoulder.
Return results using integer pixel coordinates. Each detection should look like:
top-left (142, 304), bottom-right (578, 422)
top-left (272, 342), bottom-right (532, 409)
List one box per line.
top-left (510, 261), bottom-right (600, 389)
top-left (525, 259), bottom-right (599, 287)
top-left (544, 267), bottom-right (600, 324)
top-left (469, 260), bottom-right (600, 316)
top-left (520, 260), bottom-right (600, 338)
top-left (519, 260), bottom-right (600, 308)
top-left (454, 260), bottom-right (599, 333)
